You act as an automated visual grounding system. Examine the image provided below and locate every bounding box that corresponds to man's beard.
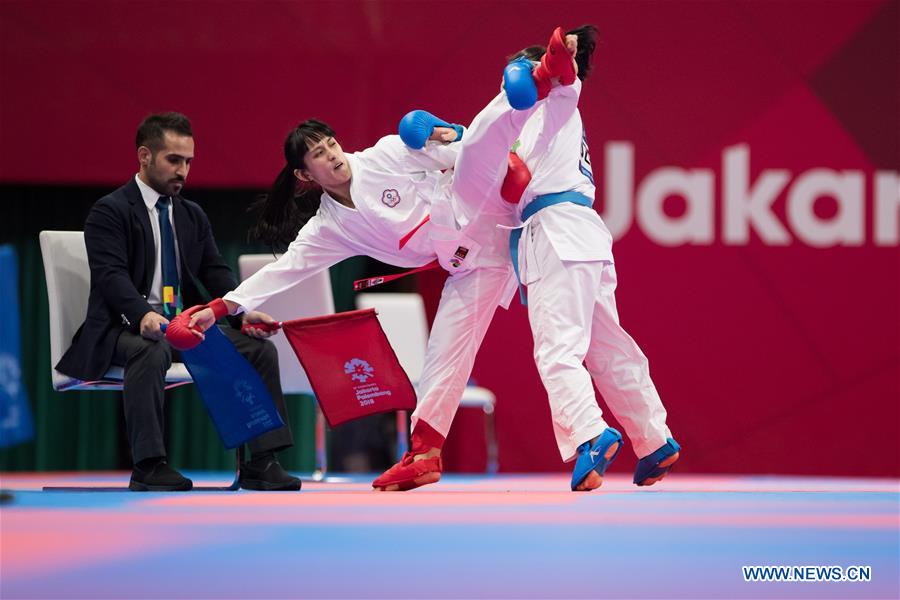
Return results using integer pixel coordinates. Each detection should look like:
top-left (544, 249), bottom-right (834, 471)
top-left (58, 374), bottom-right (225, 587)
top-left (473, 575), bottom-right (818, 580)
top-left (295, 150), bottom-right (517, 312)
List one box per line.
top-left (147, 171), bottom-right (185, 196)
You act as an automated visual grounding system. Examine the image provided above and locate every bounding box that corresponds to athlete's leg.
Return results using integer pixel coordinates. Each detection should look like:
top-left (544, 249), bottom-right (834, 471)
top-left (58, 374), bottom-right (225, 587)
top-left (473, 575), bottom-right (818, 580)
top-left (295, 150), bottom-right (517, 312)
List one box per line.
top-left (525, 222), bottom-right (610, 464)
top-left (372, 265), bottom-right (516, 491)
top-left (584, 263), bottom-right (672, 459)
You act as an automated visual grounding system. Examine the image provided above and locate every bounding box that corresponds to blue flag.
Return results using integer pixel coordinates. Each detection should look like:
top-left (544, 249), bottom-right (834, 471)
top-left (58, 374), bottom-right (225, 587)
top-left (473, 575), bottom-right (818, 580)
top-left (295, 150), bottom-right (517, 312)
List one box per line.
top-left (0, 245), bottom-right (35, 448)
top-left (178, 325), bottom-right (284, 449)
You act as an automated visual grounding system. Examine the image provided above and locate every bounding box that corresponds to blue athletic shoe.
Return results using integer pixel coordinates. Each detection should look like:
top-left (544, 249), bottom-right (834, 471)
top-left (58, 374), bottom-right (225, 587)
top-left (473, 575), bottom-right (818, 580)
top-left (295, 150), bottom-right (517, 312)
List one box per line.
top-left (633, 438), bottom-right (681, 486)
top-left (570, 427), bottom-right (623, 491)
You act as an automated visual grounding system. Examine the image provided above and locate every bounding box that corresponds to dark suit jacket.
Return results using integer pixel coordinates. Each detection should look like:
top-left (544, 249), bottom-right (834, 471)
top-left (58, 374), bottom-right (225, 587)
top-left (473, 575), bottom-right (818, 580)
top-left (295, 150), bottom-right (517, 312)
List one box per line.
top-left (57, 178), bottom-right (240, 380)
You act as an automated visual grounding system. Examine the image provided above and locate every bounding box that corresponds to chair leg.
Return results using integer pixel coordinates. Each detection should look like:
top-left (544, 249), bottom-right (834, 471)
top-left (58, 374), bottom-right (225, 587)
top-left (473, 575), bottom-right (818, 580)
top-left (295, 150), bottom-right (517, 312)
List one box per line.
top-left (312, 404), bottom-right (327, 481)
top-left (226, 445), bottom-right (244, 491)
top-left (395, 410), bottom-right (409, 461)
top-left (191, 444), bottom-right (244, 490)
top-left (484, 403), bottom-right (498, 474)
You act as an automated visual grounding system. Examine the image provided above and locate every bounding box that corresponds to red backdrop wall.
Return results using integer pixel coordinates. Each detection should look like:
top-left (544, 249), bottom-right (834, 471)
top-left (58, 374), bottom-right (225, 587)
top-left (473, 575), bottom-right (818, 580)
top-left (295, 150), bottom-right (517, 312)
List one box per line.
top-left (2, 0), bottom-right (897, 476)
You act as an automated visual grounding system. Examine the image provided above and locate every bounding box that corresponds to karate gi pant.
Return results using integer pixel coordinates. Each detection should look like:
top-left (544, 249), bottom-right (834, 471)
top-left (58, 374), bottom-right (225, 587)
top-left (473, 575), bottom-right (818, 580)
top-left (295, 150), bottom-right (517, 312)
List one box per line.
top-left (410, 265), bottom-right (514, 437)
top-left (410, 85), bottom-right (577, 440)
top-left (524, 220), bottom-right (672, 462)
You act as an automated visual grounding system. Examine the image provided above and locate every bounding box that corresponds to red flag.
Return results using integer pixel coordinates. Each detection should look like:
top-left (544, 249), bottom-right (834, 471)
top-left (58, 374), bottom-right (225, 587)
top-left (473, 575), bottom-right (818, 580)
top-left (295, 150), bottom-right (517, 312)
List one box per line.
top-left (279, 308), bottom-right (417, 427)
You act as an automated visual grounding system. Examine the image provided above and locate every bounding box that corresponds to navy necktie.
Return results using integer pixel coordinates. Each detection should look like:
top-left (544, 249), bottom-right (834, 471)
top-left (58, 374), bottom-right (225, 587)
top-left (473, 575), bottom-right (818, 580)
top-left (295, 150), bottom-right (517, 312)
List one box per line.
top-left (156, 196), bottom-right (181, 317)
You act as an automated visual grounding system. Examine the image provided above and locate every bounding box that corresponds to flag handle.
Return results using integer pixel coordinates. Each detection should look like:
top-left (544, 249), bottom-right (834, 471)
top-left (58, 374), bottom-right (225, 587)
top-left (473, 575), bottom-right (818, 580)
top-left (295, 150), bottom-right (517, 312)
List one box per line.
top-left (164, 320), bottom-right (283, 336)
top-left (240, 321), bottom-right (283, 335)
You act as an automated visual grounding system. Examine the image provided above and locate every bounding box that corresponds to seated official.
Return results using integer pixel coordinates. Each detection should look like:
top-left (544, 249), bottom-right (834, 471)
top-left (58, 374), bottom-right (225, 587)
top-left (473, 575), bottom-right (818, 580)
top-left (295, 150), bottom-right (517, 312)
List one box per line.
top-left (57, 112), bottom-right (301, 491)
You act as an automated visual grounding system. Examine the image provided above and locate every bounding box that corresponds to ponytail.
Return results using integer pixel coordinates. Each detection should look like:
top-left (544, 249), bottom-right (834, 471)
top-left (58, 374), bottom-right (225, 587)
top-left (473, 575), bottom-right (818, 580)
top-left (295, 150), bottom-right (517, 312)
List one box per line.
top-left (567, 24), bottom-right (599, 81)
top-left (248, 119), bottom-right (336, 250)
top-left (508, 25), bottom-right (599, 83)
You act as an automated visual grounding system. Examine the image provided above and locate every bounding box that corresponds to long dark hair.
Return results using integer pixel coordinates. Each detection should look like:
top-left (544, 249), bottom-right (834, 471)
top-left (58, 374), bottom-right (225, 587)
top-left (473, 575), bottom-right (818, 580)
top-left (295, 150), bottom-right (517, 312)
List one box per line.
top-left (249, 119), bottom-right (336, 249)
top-left (508, 24), bottom-right (600, 81)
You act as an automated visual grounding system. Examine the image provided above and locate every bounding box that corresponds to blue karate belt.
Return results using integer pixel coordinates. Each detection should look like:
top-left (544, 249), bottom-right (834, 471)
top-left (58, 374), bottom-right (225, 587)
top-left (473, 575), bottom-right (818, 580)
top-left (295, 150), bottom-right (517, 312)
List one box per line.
top-left (509, 191), bottom-right (594, 305)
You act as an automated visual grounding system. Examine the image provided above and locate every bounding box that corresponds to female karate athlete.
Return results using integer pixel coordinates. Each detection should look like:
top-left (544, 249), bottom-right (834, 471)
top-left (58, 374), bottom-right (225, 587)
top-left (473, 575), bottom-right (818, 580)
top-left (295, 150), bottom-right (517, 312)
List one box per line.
top-left (178, 27), bottom-right (582, 491)
top-left (502, 28), bottom-right (680, 491)
top-left (379, 25), bottom-right (681, 493)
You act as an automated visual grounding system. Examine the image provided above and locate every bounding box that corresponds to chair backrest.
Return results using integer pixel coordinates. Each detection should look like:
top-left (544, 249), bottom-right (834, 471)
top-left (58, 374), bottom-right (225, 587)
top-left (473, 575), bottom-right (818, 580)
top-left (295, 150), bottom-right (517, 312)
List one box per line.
top-left (238, 254), bottom-right (336, 395)
top-left (38, 231), bottom-right (93, 391)
top-left (355, 293), bottom-right (429, 383)
top-left (38, 230), bottom-right (193, 392)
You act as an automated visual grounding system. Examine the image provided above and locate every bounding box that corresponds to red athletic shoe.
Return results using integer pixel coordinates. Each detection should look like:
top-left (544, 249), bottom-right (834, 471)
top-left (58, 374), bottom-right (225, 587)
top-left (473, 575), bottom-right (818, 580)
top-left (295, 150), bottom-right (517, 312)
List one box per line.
top-left (533, 26), bottom-right (578, 99)
top-left (372, 452), bottom-right (442, 491)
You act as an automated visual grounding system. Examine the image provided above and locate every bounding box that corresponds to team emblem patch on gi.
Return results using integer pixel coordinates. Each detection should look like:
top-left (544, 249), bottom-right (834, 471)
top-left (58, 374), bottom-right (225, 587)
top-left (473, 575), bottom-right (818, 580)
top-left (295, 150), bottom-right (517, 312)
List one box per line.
top-left (381, 189), bottom-right (401, 207)
top-left (449, 246), bottom-right (469, 268)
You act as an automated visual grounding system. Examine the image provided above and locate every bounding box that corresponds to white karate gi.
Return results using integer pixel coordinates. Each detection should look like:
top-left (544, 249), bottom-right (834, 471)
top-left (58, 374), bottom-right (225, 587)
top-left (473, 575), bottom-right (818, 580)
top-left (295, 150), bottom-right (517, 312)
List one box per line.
top-left (225, 84), bottom-right (580, 442)
top-left (514, 79), bottom-right (673, 461)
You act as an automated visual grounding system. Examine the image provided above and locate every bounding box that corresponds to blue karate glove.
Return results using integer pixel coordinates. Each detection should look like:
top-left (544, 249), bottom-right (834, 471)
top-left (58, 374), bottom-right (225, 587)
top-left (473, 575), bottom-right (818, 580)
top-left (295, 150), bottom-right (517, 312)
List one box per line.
top-left (503, 58), bottom-right (538, 110)
top-left (398, 110), bottom-right (464, 150)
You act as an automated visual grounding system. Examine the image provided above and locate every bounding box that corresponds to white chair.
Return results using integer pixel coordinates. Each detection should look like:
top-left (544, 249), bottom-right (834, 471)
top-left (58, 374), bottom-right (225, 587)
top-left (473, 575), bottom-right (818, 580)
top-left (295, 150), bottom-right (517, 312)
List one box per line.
top-left (38, 231), bottom-right (253, 492)
top-left (39, 231), bottom-right (192, 391)
top-left (238, 254), bottom-right (336, 479)
top-left (355, 292), bottom-right (498, 473)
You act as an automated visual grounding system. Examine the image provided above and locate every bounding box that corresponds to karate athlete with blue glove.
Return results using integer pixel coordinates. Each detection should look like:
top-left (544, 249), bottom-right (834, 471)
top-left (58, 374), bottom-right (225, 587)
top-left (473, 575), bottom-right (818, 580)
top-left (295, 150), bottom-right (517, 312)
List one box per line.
top-left (504, 26), bottom-right (680, 491)
top-left (178, 27), bottom-right (583, 492)
top-left (380, 25), bottom-right (681, 493)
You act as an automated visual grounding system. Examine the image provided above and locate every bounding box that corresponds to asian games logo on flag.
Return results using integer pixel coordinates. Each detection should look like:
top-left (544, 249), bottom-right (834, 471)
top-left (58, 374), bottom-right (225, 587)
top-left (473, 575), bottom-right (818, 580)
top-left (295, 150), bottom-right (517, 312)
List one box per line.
top-left (0, 353), bottom-right (21, 398)
top-left (344, 358), bottom-right (374, 383)
top-left (344, 358), bottom-right (391, 407)
top-left (233, 379), bottom-right (256, 406)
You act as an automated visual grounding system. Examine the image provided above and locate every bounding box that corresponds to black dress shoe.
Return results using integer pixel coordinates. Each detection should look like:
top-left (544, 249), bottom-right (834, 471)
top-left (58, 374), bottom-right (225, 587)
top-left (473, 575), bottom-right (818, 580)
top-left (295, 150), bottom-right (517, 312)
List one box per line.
top-left (239, 459), bottom-right (302, 491)
top-left (129, 461), bottom-right (193, 491)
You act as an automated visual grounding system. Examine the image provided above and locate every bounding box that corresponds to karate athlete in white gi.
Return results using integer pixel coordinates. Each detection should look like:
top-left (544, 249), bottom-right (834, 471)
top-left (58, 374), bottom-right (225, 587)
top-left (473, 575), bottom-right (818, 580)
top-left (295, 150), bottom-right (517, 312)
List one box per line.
top-left (180, 27), bottom-right (582, 492)
top-left (504, 26), bottom-right (681, 491)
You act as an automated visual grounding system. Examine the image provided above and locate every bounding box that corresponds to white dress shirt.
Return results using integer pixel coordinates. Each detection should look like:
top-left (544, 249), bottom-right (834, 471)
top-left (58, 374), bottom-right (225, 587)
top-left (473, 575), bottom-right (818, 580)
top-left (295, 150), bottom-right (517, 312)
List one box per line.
top-left (135, 174), bottom-right (181, 312)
